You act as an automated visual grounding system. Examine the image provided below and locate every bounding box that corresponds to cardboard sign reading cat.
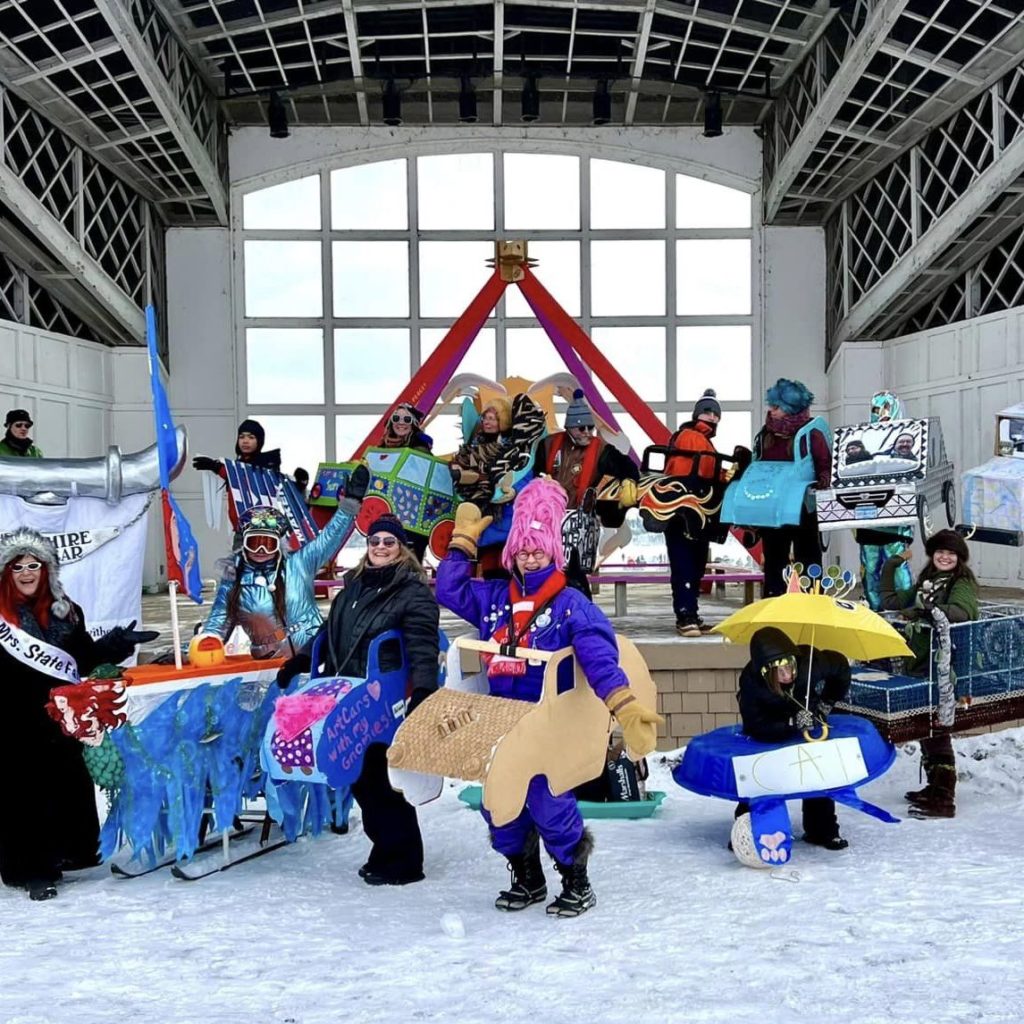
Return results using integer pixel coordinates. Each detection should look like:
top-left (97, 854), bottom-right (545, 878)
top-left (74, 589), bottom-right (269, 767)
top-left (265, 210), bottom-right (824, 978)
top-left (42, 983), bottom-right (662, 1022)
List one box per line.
top-left (386, 634), bottom-right (657, 826)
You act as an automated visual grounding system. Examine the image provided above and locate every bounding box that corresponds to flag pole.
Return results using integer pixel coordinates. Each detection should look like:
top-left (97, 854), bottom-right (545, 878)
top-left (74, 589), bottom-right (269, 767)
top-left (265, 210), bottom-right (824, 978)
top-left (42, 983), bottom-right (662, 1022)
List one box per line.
top-left (169, 579), bottom-right (182, 670)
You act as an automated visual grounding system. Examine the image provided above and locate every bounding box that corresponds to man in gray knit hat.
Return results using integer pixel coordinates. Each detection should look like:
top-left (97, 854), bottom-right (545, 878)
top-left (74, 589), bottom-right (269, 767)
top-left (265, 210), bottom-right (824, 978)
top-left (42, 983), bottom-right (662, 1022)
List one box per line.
top-left (535, 389), bottom-right (639, 594)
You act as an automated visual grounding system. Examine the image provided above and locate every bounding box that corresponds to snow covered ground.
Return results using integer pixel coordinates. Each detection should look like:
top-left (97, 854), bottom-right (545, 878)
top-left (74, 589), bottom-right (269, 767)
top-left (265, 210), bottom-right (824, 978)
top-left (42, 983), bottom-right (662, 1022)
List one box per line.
top-left (3, 729), bottom-right (1023, 1024)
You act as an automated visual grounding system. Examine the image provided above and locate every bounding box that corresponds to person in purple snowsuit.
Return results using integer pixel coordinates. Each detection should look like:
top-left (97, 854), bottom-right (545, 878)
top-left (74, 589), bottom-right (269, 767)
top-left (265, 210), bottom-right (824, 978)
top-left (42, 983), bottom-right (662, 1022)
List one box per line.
top-left (436, 478), bottom-right (661, 917)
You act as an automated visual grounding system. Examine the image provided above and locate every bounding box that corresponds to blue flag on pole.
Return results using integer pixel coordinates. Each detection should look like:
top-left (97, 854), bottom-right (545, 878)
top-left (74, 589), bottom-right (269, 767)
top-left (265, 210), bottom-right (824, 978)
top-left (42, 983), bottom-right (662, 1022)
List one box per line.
top-left (145, 305), bottom-right (203, 603)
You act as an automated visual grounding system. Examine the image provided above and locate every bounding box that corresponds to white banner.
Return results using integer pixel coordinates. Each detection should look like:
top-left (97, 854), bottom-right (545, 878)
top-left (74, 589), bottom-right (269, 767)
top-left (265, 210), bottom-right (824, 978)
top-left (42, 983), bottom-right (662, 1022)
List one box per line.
top-left (732, 737), bottom-right (868, 798)
top-left (0, 493), bottom-right (150, 640)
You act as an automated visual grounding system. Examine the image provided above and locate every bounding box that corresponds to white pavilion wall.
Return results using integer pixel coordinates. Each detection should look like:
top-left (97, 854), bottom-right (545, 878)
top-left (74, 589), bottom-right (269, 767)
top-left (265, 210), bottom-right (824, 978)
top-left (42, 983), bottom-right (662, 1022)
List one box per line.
top-left (828, 304), bottom-right (1024, 588)
top-left (0, 319), bottom-right (166, 592)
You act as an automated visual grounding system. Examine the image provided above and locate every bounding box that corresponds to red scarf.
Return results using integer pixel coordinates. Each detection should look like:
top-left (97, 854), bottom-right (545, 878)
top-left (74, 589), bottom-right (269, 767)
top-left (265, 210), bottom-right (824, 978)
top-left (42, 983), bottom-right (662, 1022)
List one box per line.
top-left (486, 569), bottom-right (567, 677)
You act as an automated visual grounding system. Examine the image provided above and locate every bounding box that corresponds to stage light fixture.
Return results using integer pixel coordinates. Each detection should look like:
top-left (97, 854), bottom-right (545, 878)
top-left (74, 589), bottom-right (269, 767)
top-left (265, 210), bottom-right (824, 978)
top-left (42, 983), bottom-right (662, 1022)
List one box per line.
top-left (703, 90), bottom-right (723, 138)
top-left (382, 78), bottom-right (402, 126)
top-left (593, 80), bottom-right (611, 124)
top-left (459, 76), bottom-right (478, 123)
top-left (521, 75), bottom-right (540, 122)
top-left (267, 91), bottom-right (289, 139)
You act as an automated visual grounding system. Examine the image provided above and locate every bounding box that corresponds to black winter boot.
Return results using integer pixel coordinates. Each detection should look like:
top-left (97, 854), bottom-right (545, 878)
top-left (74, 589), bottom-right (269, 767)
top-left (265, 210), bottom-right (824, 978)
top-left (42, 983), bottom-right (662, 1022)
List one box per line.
top-left (27, 882), bottom-right (58, 902)
top-left (495, 831), bottom-right (546, 911)
top-left (547, 829), bottom-right (596, 918)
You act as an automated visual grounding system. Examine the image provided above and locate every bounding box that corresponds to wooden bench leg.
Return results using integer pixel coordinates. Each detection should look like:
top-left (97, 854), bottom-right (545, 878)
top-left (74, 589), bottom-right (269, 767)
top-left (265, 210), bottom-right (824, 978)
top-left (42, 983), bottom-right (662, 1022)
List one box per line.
top-left (614, 581), bottom-right (627, 617)
top-left (743, 581), bottom-right (754, 605)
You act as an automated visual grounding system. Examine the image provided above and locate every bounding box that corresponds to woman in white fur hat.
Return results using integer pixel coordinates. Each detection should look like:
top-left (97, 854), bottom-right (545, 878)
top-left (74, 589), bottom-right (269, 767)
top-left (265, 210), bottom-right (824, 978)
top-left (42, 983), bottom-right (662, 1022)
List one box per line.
top-left (0, 529), bottom-right (157, 901)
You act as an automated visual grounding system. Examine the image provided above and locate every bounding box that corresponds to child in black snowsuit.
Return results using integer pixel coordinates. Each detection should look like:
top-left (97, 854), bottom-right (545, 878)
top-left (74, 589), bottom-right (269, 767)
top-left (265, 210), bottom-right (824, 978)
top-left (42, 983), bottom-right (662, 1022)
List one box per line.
top-left (736, 626), bottom-right (852, 849)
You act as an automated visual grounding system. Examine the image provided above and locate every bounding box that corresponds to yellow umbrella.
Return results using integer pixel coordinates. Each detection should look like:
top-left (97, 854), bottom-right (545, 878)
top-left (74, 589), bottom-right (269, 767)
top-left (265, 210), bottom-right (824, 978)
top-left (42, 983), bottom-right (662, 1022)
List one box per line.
top-left (711, 592), bottom-right (913, 662)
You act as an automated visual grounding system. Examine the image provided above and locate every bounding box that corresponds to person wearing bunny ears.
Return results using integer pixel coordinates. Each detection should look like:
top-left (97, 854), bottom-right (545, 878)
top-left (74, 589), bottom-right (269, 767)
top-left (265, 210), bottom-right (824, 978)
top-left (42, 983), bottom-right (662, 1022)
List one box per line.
top-left (436, 478), bottom-right (662, 917)
top-left (664, 389), bottom-right (736, 637)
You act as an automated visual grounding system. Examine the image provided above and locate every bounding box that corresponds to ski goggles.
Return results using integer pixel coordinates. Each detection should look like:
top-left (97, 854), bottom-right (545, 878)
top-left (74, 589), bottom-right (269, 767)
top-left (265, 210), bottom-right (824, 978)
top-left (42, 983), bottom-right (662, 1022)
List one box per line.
top-left (10, 561), bottom-right (43, 573)
top-left (390, 413), bottom-right (415, 425)
top-left (762, 655), bottom-right (797, 678)
top-left (243, 534), bottom-right (280, 556)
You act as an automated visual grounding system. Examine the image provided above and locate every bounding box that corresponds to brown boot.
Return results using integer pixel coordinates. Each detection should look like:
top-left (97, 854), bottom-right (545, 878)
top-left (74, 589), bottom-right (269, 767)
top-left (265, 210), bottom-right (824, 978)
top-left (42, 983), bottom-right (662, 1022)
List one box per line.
top-left (907, 762), bottom-right (955, 818)
top-left (904, 785), bottom-right (934, 805)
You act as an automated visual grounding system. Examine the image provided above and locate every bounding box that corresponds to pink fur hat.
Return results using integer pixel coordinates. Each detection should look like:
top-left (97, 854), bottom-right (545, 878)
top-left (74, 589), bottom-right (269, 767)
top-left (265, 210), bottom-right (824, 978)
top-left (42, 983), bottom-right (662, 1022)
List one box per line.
top-left (502, 477), bottom-right (568, 572)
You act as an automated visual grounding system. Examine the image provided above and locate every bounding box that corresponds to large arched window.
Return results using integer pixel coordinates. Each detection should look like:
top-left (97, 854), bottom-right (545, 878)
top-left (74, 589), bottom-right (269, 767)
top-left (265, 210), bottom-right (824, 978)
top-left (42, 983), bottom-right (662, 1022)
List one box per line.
top-left (238, 151), bottom-right (756, 478)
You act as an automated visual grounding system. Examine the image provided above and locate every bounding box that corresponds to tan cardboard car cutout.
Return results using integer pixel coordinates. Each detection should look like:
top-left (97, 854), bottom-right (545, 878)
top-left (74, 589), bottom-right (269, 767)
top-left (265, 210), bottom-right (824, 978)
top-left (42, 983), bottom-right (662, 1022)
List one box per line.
top-left (386, 633), bottom-right (657, 826)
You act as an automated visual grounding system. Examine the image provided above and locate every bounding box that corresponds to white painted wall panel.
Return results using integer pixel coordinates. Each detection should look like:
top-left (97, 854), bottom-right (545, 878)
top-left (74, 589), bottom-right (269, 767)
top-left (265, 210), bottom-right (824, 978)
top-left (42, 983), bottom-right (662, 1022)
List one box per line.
top-left (831, 304), bottom-right (1024, 588)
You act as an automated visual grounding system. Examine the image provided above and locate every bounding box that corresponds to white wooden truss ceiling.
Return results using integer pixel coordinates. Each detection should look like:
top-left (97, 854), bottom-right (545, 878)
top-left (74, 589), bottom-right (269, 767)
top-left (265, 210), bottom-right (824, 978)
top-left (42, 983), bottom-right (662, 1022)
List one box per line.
top-left (0, 0), bottom-right (1021, 347)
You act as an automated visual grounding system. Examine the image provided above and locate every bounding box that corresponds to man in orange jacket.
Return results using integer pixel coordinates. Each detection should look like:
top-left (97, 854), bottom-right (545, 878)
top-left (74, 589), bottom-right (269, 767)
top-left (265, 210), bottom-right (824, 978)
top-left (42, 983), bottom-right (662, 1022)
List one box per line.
top-left (665, 389), bottom-right (730, 637)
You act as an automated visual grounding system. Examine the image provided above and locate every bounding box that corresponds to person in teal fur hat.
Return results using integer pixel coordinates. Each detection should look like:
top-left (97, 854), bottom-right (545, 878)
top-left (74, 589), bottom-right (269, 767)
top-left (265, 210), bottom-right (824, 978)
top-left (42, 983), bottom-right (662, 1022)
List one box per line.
top-left (856, 391), bottom-right (914, 610)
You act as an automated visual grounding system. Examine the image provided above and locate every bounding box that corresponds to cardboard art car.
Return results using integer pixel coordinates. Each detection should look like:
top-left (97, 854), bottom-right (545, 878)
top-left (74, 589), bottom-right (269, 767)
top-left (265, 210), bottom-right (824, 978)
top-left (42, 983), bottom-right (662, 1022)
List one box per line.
top-left (309, 448), bottom-right (457, 558)
top-left (815, 417), bottom-right (955, 537)
top-left (958, 403), bottom-right (1024, 545)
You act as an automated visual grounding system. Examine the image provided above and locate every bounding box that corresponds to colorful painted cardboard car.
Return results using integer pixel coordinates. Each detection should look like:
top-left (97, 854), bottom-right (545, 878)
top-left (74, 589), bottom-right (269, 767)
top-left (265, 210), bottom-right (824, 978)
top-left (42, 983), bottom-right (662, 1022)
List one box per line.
top-left (309, 448), bottom-right (457, 557)
top-left (815, 417), bottom-right (956, 536)
top-left (958, 403), bottom-right (1024, 545)
top-left (262, 630), bottom-right (409, 790)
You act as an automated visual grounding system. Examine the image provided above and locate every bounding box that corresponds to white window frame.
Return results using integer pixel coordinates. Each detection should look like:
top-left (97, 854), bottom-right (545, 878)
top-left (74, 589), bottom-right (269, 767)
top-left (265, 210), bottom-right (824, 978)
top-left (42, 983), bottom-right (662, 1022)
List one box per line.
top-left (232, 140), bottom-right (762, 463)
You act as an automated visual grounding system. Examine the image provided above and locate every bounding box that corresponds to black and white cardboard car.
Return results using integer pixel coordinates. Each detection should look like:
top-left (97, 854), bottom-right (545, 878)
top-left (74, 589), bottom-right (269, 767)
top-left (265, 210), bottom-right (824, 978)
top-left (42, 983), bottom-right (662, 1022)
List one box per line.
top-left (815, 417), bottom-right (956, 537)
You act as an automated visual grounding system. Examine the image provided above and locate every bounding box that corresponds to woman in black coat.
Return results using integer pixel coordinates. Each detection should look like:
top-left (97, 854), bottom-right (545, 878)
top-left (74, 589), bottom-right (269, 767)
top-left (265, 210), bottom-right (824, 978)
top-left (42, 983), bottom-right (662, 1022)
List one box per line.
top-left (0, 530), bottom-right (157, 900)
top-left (277, 513), bottom-right (440, 886)
top-left (736, 626), bottom-right (851, 850)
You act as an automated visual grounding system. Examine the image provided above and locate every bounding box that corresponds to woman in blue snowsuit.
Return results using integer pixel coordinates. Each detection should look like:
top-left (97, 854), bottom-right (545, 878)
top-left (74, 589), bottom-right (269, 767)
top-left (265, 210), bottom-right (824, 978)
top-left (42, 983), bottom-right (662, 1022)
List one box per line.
top-left (436, 478), bottom-right (661, 917)
top-left (202, 466), bottom-right (369, 658)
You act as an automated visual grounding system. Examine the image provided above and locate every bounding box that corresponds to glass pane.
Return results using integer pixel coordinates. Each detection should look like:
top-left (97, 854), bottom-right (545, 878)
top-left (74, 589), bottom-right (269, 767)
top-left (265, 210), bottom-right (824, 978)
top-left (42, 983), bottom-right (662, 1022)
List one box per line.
top-left (332, 241), bottom-right (409, 317)
top-left (503, 154), bottom-right (579, 230)
top-left (608, 412), bottom-right (659, 457)
top-left (676, 326), bottom-right (752, 402)
top-left (591, 160), bottom-right (665, 229)
top-left (505, 328), bottom-right (570, 382)
top-left (676, 239), bottom-right (751, 315)
top-left (505, 241), bottom-right (580, 318)
top-left (331, 159), bottom-right (407, 229)
top-left (418, 154), bottom-right (493, 229)
top-left (421, 327), bottom-right (496, 380)
top-left (255, 415), bottom-right (325, 479)
top-left (419, 241), bottom-right (495, 318)
top-left (591, 240), bottom-right (665, 316)
top-left (335, 329), bottom-right (410, 403)
top-left (713, 411), bottom-right (753, 461)
top-left (676, 175), bottom-right (752, 228)
top-left (336, 413), bottom-right (387, 460)
top-left (590, 327), bottom-right (666, 401)
top-left (244, 241), bottom-right (322, 317)
top-left (246, 329), bottom-right (324, 404)
top-left (243, 175), bottom-right (320, 230)
top-left (420, 412), bottom-right (463, 457)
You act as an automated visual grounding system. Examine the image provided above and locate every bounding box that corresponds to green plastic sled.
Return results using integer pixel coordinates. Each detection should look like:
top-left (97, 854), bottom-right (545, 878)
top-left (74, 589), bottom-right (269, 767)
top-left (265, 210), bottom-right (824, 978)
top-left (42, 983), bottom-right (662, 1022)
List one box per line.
top-left (457, 785), bottom-right (666, 819)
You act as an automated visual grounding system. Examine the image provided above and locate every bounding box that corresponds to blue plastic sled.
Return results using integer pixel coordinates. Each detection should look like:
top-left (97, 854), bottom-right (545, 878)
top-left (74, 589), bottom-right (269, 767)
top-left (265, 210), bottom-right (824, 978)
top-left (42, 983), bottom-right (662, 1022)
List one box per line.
top-left (673, 714), bottom-right (899, 864)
